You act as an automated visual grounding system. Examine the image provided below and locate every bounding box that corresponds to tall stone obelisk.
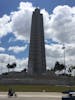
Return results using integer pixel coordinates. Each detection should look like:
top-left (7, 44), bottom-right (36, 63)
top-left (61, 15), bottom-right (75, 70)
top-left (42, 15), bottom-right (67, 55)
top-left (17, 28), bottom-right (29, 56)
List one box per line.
top-left (28, 8), bottom-right (46, 75)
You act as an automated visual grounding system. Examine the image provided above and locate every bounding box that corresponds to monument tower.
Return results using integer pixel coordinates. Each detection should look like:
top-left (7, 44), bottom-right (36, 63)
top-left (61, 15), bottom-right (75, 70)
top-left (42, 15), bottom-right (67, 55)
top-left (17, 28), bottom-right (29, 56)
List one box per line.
top-left (28, 8), bottom-right (46, 75)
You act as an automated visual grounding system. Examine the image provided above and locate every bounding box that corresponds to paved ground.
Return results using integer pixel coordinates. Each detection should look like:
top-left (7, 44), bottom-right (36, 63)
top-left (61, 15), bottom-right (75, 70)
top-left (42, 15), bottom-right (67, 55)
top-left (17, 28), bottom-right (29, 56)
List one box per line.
top-left (0, 98), bottom-right (61, 100)
top-left (0, 92), bottom-right (65, 100)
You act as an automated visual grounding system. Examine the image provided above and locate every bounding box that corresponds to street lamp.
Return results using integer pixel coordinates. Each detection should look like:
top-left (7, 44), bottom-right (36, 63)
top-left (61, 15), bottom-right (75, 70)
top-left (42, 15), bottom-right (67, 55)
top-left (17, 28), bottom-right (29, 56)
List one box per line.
top-left (0, 59), bottom-right (3, 74)
top-left (62, 44), bottom-right (66, 67)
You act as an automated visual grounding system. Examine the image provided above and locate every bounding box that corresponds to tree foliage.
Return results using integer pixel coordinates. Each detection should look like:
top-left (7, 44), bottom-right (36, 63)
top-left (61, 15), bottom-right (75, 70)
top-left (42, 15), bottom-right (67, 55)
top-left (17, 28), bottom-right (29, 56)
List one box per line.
top-left (68, 66), bottom-right (75, 73)
top-left (54, 61), bottom-right (65, 71)
top-left (6, 62), bottom-right (17, 72)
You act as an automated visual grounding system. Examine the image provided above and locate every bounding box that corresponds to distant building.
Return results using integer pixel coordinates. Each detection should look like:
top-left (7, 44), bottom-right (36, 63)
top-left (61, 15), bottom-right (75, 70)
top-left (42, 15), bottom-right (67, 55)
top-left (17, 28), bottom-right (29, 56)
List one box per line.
top-left (28, 8), bottom-right (46, 75)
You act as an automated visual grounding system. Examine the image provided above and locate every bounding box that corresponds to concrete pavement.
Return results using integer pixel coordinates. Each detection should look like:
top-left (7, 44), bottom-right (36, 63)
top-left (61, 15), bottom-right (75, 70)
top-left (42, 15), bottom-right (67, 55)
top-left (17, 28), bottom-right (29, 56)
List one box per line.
top-left (0, 92), bottom-right (65, 100)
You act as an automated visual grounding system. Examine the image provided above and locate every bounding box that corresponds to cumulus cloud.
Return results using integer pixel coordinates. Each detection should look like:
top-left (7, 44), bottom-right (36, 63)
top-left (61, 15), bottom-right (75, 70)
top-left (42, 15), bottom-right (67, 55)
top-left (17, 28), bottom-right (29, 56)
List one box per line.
top-left (45, 44), bottom-right (63, 58)
top-left (0, 53), bottom-right (16, 74)
top-left (1, 2), bottom-right (75, 44)
top-left (45, 43), bottom-right (75, 70)
top-left (45, 44), bottom-right (64, 69)
top-left (0, 2), bottom-right (75, 73)
top-left (0, 15), bottom-right (11, 37)
top-left (49, 5), bottom-right (75, 43)
top-left (16, 58), bottom-right (28, 71)
top-left (10, 2), bottom-right (35, 41)
top-left (8, 45), bottom-right (28, 53)
top-left (0, 53), bottom-right (28, 74)
top-left (0, 47), bottom-right (5, 52)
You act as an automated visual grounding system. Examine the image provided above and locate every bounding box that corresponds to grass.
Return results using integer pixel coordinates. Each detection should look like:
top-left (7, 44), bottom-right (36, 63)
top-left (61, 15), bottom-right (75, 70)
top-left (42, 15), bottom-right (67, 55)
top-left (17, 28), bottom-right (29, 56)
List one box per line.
top-left (0, 85), bottom-right (75, 92)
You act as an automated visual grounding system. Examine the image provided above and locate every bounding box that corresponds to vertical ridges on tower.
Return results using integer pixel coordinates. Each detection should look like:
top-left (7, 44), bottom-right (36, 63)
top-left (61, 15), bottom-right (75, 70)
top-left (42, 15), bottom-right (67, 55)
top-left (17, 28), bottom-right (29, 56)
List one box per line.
top-left (28, 8), bottom-right (46, 75)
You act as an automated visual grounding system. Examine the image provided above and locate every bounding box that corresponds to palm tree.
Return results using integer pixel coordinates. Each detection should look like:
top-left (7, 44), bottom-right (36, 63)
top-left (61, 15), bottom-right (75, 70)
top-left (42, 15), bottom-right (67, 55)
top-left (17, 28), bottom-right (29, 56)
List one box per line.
top-left (7, 63), bottom-right (10, 73)
top-left (12, 63), bottom-right (16, 71)
top-left (6, 63), bottom-right (16, 72)
top-left (54, 61), bottom-right (65, 71)
top-left (54, 61), bottom-right (60, 71)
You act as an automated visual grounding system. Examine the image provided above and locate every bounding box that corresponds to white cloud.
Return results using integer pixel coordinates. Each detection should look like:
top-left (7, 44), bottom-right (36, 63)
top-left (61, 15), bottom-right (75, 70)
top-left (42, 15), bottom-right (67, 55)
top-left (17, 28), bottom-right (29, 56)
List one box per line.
top-left (0, 47), bottom-right (5, 52)
top-left (49, 5), bottom-right (75, 43)
top-left (1, 2), bottom-right (75, 44)
top-left (18, 2), bottom-right (34, 11)
top-left (10, 2), bottom-right (35, 41)
top-left (0, 2), bottom-right (75, 73)
top-left (0, 53), bottom-right (16, 74)
top-left (10, 4), bottom-right (75, 45)
top-left (45, 43), bottom-right (75, 69)
top-left (0, 54), bottom-right (16, 64)
top-left (45, 44), bottom-right (63, 57)
top-left (15, 58), bottom-right (28, 71)
top-left (45, 44), bottom-right (64, 69)
top-left (8, 45), bottom-right (28, 53)
top-left (0, 53), bottom-right (28, 74)
top-left (0, 15), bottom-right (11, 37)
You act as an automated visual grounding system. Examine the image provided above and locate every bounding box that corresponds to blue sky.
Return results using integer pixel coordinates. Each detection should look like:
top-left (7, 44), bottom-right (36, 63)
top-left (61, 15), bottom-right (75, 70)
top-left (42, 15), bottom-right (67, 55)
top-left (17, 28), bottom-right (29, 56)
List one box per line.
top-left (0, 0), bottom-right (75, 75)
top-left (0, 0), bottom-right (75, 16)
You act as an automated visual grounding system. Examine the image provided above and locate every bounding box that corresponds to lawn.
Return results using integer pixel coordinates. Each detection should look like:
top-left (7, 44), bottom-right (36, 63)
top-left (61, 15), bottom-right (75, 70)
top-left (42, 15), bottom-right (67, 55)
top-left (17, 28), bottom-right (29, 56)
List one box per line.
top-left (0, 85), bottom-right (75, 92)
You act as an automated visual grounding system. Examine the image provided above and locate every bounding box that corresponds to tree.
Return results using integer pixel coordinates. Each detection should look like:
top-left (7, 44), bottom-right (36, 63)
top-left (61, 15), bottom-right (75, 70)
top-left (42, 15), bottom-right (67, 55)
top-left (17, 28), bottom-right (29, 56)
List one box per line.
top-left (54, 61), bottom-right (60, 71)
top-left (54, 61), bottom-right (65, 71)
top-left (22, 68), bottom-right (27, 72)
top-left (10, 63), bottom-right (16, 71)
top-left (6, 62), bottom-right (16, 72)
top-left (68, 66), bottom-right (75, 73)
top-left (23, 68), bottom-right (26, 72)
top-left (59, 64), bottom-right (65, 71)
top-left (68, 67), bottom-right (72, 73)
top-left (7, 63), bottom-right (10, 72)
